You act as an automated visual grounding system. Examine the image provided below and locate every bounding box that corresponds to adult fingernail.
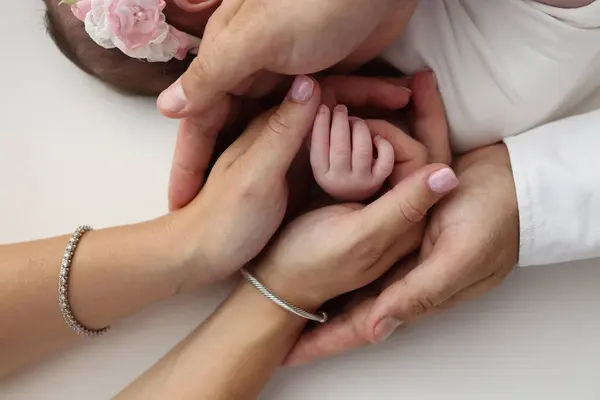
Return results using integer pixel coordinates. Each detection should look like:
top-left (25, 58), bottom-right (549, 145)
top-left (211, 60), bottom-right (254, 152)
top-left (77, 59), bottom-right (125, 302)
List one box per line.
top-left (290, 75), bottom-right (314, 103)
top-left (427, 70), bottom-right (438, 90)
top-left (158, 79), bottom-right (188, 114)
top-left (428, 168), bottom-right (458, 194)
top-left (374, 317), bottom-right (403, 343)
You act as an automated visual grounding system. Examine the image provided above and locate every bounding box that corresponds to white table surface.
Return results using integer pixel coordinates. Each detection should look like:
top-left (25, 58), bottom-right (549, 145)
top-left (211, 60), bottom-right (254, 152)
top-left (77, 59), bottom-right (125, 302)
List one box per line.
top-left (2, 3), bottom-right (600, 399)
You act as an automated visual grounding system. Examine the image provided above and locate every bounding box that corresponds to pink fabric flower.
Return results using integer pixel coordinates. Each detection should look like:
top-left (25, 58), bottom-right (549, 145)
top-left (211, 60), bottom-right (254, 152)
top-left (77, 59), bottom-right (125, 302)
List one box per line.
top-left (106, 0), bottom-right (166, 50)
top-left (70, 0), bottom-right (200, 62)
top-left (71, 0), bottom-right (92, 21)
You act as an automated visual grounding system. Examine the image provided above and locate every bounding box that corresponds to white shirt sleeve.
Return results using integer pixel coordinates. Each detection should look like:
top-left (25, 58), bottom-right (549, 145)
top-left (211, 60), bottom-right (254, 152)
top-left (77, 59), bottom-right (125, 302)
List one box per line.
top-left (504, 109), bottom-right (600, 266)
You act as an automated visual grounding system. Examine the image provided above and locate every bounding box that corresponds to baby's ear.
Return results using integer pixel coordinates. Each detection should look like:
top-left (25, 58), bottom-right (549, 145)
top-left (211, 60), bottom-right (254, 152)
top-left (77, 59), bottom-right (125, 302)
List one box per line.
top-left (173, 0), bottom-right (220, 13)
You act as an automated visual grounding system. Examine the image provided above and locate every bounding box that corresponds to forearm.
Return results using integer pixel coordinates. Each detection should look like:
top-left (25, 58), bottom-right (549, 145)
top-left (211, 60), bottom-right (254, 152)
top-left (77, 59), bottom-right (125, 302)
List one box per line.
top-left (119, 281), bottom-right (307, 400)
top-left (0, 216), bottom-right (184, 376)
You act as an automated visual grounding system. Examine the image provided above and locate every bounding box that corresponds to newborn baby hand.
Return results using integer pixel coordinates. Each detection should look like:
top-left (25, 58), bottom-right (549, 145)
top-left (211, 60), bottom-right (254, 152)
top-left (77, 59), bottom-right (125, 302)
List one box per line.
top-left (310, 105), bottom-right (395, 201)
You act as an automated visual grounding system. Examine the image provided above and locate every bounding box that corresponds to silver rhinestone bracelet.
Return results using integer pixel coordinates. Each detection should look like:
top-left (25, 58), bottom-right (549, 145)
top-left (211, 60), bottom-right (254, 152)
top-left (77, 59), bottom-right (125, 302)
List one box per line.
top-left (58, 225), bottom-right (110, 337)
top-left (241, 268), bottom-right (328, 323)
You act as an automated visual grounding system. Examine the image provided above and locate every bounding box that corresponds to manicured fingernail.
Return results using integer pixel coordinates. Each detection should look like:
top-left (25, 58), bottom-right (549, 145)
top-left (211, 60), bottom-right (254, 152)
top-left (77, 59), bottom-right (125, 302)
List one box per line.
top-left (158, 79), bottom-right (188, 114)
top-left (374, 317), bottom-right (403, 343)
top-left (290, 75), bottom-right (314, 103)
top-left (427, 168), bottom-right (458, 194)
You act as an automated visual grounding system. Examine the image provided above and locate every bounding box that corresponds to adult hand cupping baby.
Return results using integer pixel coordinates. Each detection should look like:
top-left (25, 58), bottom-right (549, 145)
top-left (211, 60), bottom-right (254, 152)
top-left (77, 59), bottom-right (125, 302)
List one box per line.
top-left (252, 164), bottom-right (458, 313)
top-left (285, 82), bottom-right (519, 366)
top-left (165, 75), bottom-right (319, 286)
top-left (158, 0), bottom-right (419, 211)
top-left (167, 75), bottom-right (415, 287)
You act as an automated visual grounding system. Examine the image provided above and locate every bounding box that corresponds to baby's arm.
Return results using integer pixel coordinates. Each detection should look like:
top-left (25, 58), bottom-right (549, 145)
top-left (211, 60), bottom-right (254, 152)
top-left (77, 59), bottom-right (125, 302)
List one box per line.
top-left (310, 104), bottom-right (395, 201)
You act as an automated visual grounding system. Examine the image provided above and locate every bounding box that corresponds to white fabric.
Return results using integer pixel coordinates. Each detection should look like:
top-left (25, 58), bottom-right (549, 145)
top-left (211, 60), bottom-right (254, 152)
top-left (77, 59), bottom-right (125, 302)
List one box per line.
top-left (382, 0), bottom-right (600, 266)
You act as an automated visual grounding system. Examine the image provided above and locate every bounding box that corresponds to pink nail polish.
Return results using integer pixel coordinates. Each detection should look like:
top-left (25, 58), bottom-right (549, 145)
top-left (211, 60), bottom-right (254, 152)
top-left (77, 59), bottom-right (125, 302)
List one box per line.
top-left (374, 317), bottom-right (403, 343)
top-left (158, 79), bottom-right (188, 114)
top-left (427, 168), bottom-right (458, 194)
top-left (290, 75), bottom-right (314, 103)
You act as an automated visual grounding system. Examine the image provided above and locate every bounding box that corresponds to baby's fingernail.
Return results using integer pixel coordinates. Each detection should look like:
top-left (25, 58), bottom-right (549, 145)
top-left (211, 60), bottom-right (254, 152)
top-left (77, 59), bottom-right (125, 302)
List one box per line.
top-left (349, 116), bottom-right (363, 127)
top-left (318, 104), bottom-right (330, 114)
top-left (158, 79), bottom-right (188, 114)
top-left (290, 75), bottom-right (315, 103)
top-left (334, 104), bottom-right (347, 113)
top-left (427, 168), bottom-right (458, 194)
top-left (374, 317), bottom-right (403, 343)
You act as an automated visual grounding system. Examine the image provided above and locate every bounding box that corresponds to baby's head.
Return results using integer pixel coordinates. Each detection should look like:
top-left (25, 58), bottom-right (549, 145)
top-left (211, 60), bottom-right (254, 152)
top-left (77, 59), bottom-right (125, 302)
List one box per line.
top-left (44, 0), bottom-right (219, 95)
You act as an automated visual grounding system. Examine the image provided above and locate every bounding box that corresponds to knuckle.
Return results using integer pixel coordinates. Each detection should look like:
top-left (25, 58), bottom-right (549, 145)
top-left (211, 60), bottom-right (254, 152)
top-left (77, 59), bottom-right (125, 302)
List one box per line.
top-left (189, 57), bottom-right (215, 85)
top-left (396, 198), bottom-right (427, 224)
top-left (267, 110), bottom-right (292, 136)
top-left (333, 147), bottom-right (351, 159)
top-left (414, 144), bottom-right (428, 166)
top-left (408, 295), bottom-right (436, 318)
top-left (354, 146), bottom-right (372, 161)
top-left (235, 170), bottom-right (267, 200)
top-left (378, 153), bottom-right (396, 171)
top-left (349, 236), bottom-right (384, 268)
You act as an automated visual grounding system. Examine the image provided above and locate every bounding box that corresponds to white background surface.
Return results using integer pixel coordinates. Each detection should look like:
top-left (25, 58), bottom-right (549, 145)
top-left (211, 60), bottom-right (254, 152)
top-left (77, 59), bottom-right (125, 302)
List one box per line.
top-left (2, 2), bottom-right (600, 399)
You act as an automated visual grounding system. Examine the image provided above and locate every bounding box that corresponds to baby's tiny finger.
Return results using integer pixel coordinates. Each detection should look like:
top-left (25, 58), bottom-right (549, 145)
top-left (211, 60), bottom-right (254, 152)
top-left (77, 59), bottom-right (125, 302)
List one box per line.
top-left (372, 136), bottom-right (395, 182)
top-left (310, 105), bottom-right (332, 175)
top-left (330, 105), bottom-right (352, 172)
top-left (351, 119), bottom-right (373, 176)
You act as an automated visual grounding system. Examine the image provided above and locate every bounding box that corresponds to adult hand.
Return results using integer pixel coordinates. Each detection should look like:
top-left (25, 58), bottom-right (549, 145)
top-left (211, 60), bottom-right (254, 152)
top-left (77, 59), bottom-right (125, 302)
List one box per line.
top-left (254, 163), bottom-right (458, 311)
top-left (166, 75), bottom-right (319, 286)
top-left (158, 0), bottom-right (419, 211)
top-left (168, 75), bottom-right (414, 286)
top-left (285, 144), bottom-right (520, 366)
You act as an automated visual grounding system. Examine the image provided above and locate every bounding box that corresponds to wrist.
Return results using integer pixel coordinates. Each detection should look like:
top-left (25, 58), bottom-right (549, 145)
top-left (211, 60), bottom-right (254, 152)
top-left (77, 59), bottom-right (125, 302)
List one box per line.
top-left (251, 263), bottom-right (326, 312)
top-left (161, 209), bottom-right (216, 293)
top-left (139, 215), bottom-right (195, 294)
top-left (233, 279), bottom-right (310, 329)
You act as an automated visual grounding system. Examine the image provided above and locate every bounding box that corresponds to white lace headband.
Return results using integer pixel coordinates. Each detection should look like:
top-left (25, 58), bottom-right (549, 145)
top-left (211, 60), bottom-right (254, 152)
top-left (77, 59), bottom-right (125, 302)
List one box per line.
top-left (62, 0), bottom-right (201, 62)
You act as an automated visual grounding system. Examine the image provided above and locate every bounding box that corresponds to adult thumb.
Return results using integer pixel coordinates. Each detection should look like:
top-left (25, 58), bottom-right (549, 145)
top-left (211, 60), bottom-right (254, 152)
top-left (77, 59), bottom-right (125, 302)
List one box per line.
top-left (157, 2), bottom-right (265, 118)
top-left (237, 75), bottom-right (321, 179)
top-left (359, 166), bottom-right (458, 246)
top-left (365, 236), bottom-right (469, 343)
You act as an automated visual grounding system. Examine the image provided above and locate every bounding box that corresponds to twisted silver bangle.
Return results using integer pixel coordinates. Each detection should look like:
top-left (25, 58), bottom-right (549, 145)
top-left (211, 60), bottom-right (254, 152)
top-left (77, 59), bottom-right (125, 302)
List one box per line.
top-left (241, 268), bottom-right (328, 323)
top-left (58, 225), bottom-right (110, 337)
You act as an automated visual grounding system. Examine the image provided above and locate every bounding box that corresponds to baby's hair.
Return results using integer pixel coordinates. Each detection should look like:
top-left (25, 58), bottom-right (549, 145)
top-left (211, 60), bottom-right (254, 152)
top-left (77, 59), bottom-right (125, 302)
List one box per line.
top-left (43, 0), bottom-right (192, 96)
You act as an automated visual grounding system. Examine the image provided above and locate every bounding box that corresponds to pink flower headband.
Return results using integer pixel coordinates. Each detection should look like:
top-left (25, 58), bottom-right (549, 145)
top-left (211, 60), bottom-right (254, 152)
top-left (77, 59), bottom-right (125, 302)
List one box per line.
top-left (64, 0), bottom-right (201, 62)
